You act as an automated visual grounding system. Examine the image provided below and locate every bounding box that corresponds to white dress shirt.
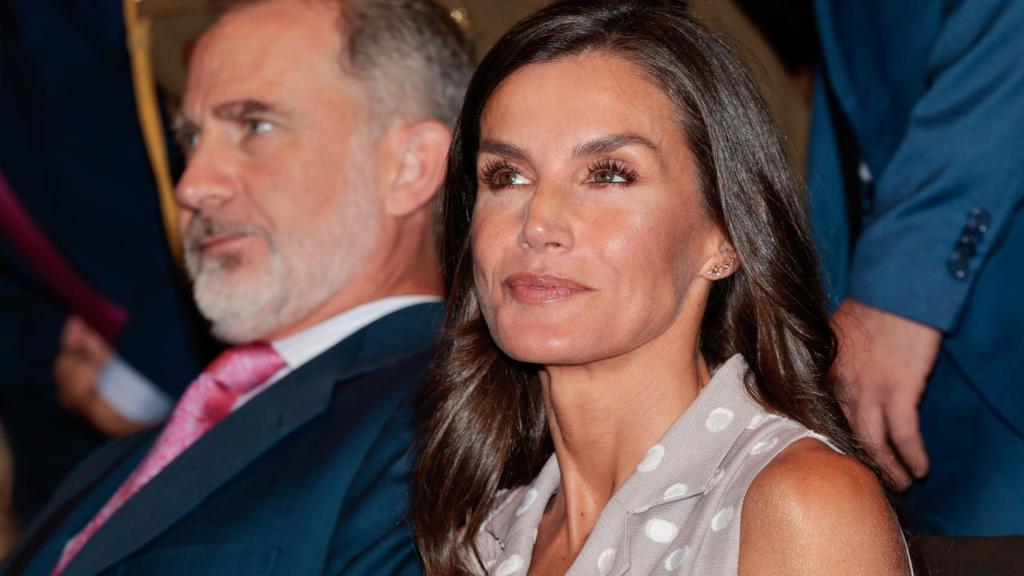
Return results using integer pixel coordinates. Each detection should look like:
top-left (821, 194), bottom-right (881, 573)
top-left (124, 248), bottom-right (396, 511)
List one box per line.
top-left (234, 295), bottom-right (442, 409)
top-left (96, 295), bottom-right (442, 421)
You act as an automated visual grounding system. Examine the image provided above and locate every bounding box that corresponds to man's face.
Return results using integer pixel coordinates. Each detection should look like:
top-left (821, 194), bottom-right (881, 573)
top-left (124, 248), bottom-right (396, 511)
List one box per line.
top-left (175, 0), bottom-right (381, 343)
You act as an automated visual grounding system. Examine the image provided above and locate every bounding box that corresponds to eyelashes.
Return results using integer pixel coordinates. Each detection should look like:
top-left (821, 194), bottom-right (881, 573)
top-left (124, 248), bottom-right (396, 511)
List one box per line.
top-left (479, 159), bottom-right (520, 188)
top-left (587, 159), bottom-right (637, 184)
top-left (477, 158), bottom-right (638, 189)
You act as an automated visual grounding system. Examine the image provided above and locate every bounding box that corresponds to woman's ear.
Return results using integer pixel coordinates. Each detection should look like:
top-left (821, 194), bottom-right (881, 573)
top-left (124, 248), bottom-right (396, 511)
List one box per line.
top-left (700, 243), bottom-right (739, 281)
top-left (379, 119), bottom-right (452, 218)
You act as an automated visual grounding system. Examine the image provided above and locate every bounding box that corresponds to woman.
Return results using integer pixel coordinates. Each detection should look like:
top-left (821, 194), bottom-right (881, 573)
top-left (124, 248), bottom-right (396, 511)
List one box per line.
top-left (414, 1), bottom-right (910, 574)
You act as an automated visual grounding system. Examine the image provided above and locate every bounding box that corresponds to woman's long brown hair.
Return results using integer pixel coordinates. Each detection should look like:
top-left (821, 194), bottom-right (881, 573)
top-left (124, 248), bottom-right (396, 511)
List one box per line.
top-left (413, 1), bottom-right (861, 573)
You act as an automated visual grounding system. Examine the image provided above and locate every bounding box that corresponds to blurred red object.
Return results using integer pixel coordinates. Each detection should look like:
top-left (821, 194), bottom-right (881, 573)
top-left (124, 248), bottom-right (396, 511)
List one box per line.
top-left (0, 170), bottom-right (128, 344)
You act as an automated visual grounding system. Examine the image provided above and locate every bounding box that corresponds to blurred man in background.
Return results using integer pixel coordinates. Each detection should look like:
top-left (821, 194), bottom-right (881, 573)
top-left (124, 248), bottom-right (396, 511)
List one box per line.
top-left (0, 0), bottom-right (214, 525)
top-left (809, 0), bottom-right (1024, 535)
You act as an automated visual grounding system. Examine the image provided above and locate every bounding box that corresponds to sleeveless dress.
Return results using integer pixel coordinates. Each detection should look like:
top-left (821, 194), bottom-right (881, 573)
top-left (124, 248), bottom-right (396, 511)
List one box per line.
top-left (471, 355), bottom-right (906, 575)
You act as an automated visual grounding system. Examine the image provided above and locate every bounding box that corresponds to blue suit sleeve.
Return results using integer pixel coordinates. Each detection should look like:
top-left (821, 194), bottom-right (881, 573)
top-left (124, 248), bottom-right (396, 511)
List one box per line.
top-left (324, 398), bottom-right (422, 575)
top-left (847, 0), bottom-right (1024, 331)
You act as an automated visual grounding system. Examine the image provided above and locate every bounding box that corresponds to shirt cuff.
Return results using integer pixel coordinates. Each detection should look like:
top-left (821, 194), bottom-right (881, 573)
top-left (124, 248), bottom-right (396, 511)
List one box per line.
top-left (95, 355), bottom-right (173, 425)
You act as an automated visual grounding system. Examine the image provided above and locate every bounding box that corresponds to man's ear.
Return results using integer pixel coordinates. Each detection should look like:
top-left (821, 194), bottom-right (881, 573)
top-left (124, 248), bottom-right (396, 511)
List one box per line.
top-left (378, 120), bottom-right (452, 218)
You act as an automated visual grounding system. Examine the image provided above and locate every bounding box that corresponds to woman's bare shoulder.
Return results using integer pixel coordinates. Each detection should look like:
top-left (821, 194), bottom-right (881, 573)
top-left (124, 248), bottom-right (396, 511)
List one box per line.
top-left (738, 438), bottom-right (911, 576)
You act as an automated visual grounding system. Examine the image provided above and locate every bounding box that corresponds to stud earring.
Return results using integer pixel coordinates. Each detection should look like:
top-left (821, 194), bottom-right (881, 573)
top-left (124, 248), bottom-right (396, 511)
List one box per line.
top-left (708, 258), bottom-right (734, 279)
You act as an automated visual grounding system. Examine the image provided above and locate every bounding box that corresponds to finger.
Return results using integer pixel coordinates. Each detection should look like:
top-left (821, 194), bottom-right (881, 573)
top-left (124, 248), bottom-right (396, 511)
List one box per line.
top-left (76, 318), bottom-right (113, 360)
top-left (54, 353), bottom-right (100, 410)
top-left (886, 393), bottom-right (930, 479)
top-left (54, 355), bottom-right (91, 408)
top-left (61, 314), bottom-right (87, 348)
top-left (856, 397), bottom-right (912, 490)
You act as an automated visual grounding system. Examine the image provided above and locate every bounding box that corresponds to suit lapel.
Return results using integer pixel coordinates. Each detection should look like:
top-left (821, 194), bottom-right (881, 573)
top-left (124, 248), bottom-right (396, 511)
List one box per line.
top-left (64, 303), bottom-right (442, 576)
top-left (1, 434), bottom-right (148, 575)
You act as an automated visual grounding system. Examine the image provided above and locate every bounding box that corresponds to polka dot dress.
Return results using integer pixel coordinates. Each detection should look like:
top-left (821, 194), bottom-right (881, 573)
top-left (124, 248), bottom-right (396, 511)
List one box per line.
top-left (472, 355), bottom-right (852, 575)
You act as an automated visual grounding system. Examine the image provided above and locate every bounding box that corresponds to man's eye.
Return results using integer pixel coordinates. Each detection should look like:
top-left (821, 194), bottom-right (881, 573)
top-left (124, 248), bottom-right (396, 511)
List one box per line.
top-left (177, 130), bottom-right (200, 155)
top-left (246, 119), bottom-right (274, 135)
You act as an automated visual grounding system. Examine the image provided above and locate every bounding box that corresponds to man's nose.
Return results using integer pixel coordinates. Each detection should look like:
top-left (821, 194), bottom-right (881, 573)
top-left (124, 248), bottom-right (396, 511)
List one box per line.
top-left (174, 140), bottom-right (239, 212)
top-left (519, 184), bottom-right (573, 252)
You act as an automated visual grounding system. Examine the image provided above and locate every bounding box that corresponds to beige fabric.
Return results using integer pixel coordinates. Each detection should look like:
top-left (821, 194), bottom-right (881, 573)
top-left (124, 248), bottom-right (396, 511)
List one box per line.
top-left (473, 355), bottom-right (850, 576)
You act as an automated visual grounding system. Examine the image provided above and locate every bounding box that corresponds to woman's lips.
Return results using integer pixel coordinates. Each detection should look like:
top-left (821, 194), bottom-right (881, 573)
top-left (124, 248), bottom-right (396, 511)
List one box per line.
top-left (504, 273), bottom-right (593, 304)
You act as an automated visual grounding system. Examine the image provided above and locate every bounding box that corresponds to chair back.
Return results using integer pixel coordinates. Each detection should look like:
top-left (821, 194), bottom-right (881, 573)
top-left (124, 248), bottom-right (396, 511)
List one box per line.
top-left (0, 422), bottom-right (19, 559)
top-left (908, 535), bottom-right (1024, 575)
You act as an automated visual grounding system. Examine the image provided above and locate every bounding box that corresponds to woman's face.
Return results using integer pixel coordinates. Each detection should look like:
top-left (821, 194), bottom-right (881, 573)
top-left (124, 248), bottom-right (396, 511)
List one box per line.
top-left (472, 51), bottom-right (724, 366)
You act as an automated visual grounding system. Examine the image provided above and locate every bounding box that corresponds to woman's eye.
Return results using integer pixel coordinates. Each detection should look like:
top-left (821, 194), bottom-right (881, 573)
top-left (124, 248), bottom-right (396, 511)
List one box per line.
top-left (587, 160), bottom-right (637, 185)
top-left (480, 160), bottom-right (532, 189)
top-left (591, 169), bottom-right (628, 184)
top-left (493, 170), bottom-right (529, 187)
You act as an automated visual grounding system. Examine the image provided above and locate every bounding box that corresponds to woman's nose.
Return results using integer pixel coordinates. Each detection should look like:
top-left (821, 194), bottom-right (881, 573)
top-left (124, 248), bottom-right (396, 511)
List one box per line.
top-left (520, 185), bottom-right (573, 252)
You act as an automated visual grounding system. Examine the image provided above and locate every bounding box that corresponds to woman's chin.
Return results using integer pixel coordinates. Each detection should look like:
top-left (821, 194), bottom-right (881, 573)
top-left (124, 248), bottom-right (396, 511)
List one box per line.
top-left (494, 334), bottom-right (595, 367)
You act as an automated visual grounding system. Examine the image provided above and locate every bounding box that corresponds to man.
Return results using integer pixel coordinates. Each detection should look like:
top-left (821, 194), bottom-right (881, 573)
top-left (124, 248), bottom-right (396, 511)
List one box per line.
top-left (809, 0), bottom-right (1024, 534)
top-left (0, 0), bottom-right (213, 522)
top-left (2, 0), bottom-right (471, 573)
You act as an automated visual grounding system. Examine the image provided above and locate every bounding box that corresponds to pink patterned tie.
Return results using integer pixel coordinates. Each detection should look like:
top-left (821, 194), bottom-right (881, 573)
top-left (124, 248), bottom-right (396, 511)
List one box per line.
top-left (52, 343), bottom-right (285, 575)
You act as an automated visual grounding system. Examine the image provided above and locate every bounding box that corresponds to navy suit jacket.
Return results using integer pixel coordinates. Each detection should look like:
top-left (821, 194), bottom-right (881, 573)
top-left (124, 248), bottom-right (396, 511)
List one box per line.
top-left (0, 0), bottom-right (213, 519)
top-left (808, 0), bottom-right (1024, 429)
top-left (1, 303), bottom-right (442, 575)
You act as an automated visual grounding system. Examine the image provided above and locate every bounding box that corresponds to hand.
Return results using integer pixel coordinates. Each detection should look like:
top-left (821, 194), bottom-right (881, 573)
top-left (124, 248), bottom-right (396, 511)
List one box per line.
top-left (54, 315), bottom-right (147, 437)
top-left (831, 299), bottom-right (942, 490)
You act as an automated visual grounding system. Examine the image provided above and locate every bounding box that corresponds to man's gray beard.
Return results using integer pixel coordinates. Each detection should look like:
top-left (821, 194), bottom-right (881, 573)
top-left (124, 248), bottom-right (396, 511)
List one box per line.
top-left (184, 202), bottom-right (377, 344)
top-left (185, 226), bottom-right (290, 343)
top-left (183, 218), bottom-right (284, 344)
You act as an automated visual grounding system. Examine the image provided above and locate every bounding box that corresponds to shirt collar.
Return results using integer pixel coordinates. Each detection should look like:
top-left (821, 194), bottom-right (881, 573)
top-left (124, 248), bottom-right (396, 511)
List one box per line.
top-left (271, 295), bottom-right (442, 370)
top-left (611, 354), bottom-right (761, 513)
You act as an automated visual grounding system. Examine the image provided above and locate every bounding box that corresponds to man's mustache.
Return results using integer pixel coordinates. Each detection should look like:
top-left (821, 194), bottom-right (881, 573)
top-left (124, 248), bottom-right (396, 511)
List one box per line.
top-left (183, 216), bottom-right (270, 254)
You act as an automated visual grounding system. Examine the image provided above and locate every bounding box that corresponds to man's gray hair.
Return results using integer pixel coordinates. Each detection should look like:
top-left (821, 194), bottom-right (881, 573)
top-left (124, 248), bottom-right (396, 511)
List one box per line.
top-left (211, 0), bottom-right (473, 128)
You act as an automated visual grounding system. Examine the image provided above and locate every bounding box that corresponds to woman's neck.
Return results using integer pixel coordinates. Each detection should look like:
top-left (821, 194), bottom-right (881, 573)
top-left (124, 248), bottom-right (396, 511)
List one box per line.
top-left (540, 326), bottom-right (710, 551)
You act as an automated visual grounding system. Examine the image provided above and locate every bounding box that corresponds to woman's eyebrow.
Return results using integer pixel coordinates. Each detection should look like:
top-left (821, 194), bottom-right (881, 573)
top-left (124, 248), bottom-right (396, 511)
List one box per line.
top-left (572, 132), bottom-right (659, 158)
top-left (479, 138), bottom-right (530, 162)
top-left (478, 132), bottom-right (659, 164)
